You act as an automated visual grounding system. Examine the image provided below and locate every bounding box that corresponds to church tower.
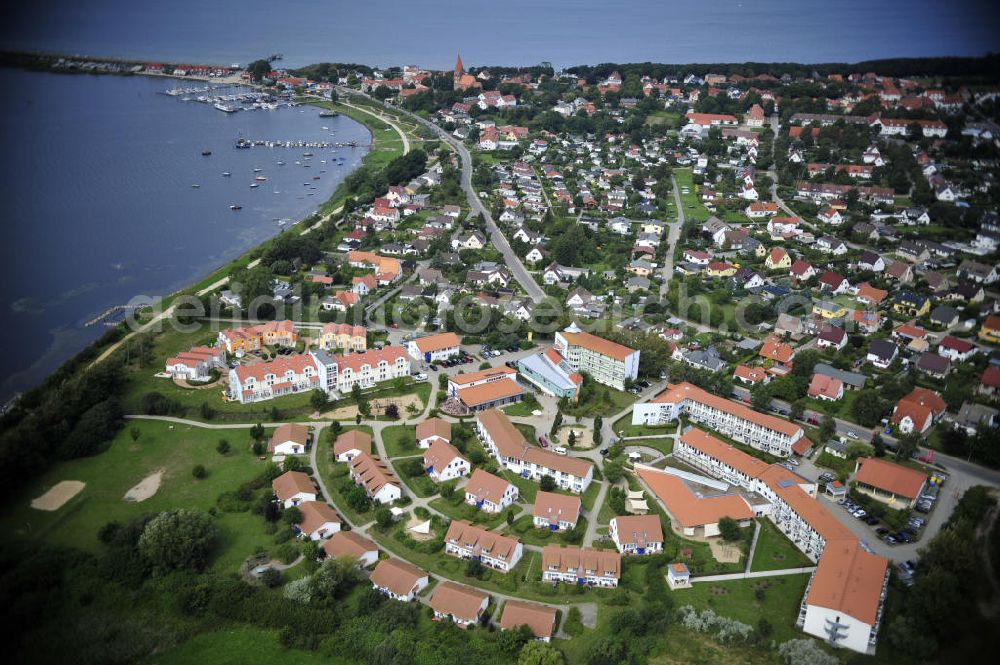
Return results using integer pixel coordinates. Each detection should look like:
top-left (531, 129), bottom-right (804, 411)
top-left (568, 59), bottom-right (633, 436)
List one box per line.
top-left (454, 53), bottom-right (464, 88)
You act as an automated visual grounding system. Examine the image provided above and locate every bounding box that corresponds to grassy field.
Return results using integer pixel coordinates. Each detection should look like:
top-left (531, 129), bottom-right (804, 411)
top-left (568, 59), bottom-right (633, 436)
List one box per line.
top-left (428, 495), bottom-right (520, 529)
top-left (624, 437), bottom-right (675, 456)
top-left (381, 424), bottom-right (418, 458)
top-left (0, 419), bottom-right (280, 574)
top-left (144, 628), bottom-right (351, 665)
top-left (389, 458), bottom-right (438, 498)
top-left (503, 514), bottom-right (588, 547)
top-left (667, 574), bottom-right (811, 643)
top-left (613, 412), bottom-right (675, 438)
top-left (503, 401), bottom-right (540, 417)
top-left (749, 518), bottom-right (815, 572)
top-left (560, 384), bottom-right (636, 418)
top-left (673, 168), bottom-right (711, 223)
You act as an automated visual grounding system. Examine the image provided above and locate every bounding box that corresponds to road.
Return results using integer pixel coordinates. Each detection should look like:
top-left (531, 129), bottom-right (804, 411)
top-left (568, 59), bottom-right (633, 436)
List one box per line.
top-left (658, 174), bottom-right (685, 296)
top-left (338, 88), bottom-right (545, 304)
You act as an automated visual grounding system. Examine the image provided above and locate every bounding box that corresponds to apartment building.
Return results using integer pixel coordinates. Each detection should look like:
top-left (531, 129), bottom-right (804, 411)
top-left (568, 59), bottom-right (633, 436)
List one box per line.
top-left (218, 319), bottom-right (298, 356)
top-left (667, 426), bottom-right (889, 654)
top-left (476, 409), bottom-right (594, 493)
top-left (228, 354), bottom-right (320, 404)
top-left (406, 332), bottom-right (461, 362)
top-left (164, 345), bottom-right (225, 381)
top-left (309, 345), bottom-right (410, 395)
top-left (444, 520), bottom-right (523, 572)
top-left (318, 323), bottom-right (367, 352)
top-left (447, 366), bottom-right (525, 412)
top-left (541, 545), bottom-right (621, 587)
top-left (632, 382), bottom-right (805, 457)
top-left (553, 323), bottom-right (639, 390)
top-left (532, 491), bottom-right (582, 531)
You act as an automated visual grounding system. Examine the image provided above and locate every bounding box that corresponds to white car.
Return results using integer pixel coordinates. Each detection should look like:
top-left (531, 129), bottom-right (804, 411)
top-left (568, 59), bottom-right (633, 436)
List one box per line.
top-left (414, 373), bottom-right (428, 382)
top-left (553, 446), bottom-right (568, 456)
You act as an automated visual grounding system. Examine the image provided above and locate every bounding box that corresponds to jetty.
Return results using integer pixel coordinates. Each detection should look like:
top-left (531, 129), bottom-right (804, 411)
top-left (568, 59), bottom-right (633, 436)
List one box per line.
top-left (84, 304), bottom-right (148, 328)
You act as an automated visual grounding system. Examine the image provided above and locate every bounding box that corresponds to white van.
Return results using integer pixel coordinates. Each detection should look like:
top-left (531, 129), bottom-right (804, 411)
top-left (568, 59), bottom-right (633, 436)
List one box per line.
top-left (553, 446), bottom-right (568, 456)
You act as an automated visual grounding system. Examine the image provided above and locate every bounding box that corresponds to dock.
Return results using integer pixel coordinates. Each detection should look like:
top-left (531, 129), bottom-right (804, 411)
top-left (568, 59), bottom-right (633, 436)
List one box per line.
top-left (84, 304), bottom-right (148, 327)
top-left (234, 138), bottom-right (361, 149)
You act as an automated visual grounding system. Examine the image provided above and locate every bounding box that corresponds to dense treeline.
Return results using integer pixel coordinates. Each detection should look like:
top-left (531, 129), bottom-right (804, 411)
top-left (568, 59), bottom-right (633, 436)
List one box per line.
top-left (883, 485), bottom-right (1000, 662)
top-left (566, 53), bottom-right (1000, 82)
top-left (0, 357), bottom-right (126, 501)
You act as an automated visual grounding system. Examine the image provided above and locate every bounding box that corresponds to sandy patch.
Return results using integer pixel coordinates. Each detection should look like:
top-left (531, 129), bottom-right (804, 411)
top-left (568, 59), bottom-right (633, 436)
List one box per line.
top-left (707, 538), bottom-right (743, 563)
top-left (323, 394), bottom-right (423, 420)
top-left (124, 469), bottom-right (164, 502)
top-left (405, 516), bottom-right (436, 541)
top-left (556, 424), bottom-right (595, 449)
top-left (31, 480), bottom-right (86, 511)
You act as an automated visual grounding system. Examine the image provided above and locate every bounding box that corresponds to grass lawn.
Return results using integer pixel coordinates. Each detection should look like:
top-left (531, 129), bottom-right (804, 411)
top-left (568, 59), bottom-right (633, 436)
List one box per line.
top-left (428, 496), bottom-right (521, 530)
top-left (381, 424), bottom-right (418, 458)
top-left (500, 469), bottom-right (540, 504)
top-left (625, 437), bottom-right (675, 456)
top-left (514, 422), bottom-right (538, 444)
top-left (315, 434), bottom-right (373, 525)
top-left (667, 574), bottom-right (811, 643)
top-left (561, 384), bottom-right (636, 418)
top-left (814, 451), bottom-right (855, 480)
top-left (0, 419), bottom-right (280, 574)
top-left (389, 458), bottom-right (438, 498)
top-left (144, 628), bottom-right (350, 665)
top-left (503, 401), bottom-right (540, 417)
top-left (613, 412), bottom-right (675, 438)
top-left (749, 518), bottom-right (815, 572)
top-left (580, 480), bottom-right (601, 512)
top-left (503, 514), bottom-right (588, 547)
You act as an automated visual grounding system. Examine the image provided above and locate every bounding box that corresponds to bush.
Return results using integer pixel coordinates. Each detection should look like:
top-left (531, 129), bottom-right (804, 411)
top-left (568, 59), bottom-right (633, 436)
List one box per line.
top-left (192, 464), bottom-right (207, 479)
top-left (260, 567), bottom-right (283, 588)
top-left (216, 439), bottom-right (231, 455)
top-left (138, 509), bottom-right (217, 573)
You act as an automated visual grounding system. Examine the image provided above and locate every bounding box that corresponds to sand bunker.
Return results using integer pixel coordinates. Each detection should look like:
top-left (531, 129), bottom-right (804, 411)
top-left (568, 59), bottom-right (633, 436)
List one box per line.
top-left (124, 470), bottom-right (164, 502)
top-left (556, 425), bottom-right (595, 449)
top-left (31, 480), bottom-right (86, 511)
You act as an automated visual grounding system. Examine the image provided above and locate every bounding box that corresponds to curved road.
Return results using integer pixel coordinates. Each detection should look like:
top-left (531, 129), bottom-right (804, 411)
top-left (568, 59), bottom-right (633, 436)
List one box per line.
top-left (338, 87), bottom-right (545, 304)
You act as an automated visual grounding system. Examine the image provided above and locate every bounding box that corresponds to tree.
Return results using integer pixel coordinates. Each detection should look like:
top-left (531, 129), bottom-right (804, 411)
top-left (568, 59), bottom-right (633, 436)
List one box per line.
top-left (283, 506), bottom-right (303, 525)
top-left (539, 475), bottom-right (556, 492)
top-left (506, 509), bottom-right (515, 526)
top-left (259, 567), bottom-right (283, 588)
top-left (718, 516), bottom-right (742, 542)
top-left (895, 432), bottom-right (921, 461)
top-left (751, 383), bottom-right (774, 411)
top-left (851, 389), bottom-right (885, 427)
top-left (819, 414), bottom-right (836, 442)
top-left (374, 506), bottom-right (394, 529)
top-left (604, 459), bottom-right (625, 484)
top-left (250, 423), bottom-right (266, 441)
top-left (466, 558), bottom-right (484, 579)
top-left (130, 426), bottom-right (141, 443)
top-left (138, 509), bottom-right (217, 573)
top-left (568, 430), bottom-right (577, 448)
top-left (192, 464), bottom-right (207, 479)
top-left (385, 403), bottom-right (400, 420)
top-left (518, 641), bottom-right (565, 665)
top-left (310, 389), bottom-right (328, 412)
top-left (550, 411), bottom-right (563, 437)
top-left (593, 416), bottom-right (603, 447)
top-left (789, 399), bottom-right (805, 422)
top-left (216, 439), bottom-right (230, 455)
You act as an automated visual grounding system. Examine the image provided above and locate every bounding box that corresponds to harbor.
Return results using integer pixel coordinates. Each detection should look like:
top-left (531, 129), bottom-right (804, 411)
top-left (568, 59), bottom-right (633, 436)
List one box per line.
top-left (163, 84), bottom-right (300, 113)
top-left (234, 137), bottom-right (360, 149)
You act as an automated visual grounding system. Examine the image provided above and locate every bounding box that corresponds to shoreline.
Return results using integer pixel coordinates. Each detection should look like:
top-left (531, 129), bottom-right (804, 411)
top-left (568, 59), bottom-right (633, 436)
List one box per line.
top-left (1, 71), bottom-right (403, 408)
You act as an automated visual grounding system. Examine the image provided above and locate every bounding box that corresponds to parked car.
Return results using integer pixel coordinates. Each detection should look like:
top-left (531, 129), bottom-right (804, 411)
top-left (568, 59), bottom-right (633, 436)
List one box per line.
top-left (787, 458), bottom-right (800, 466)
top-left (876, 527), bottom-right (890, 538)
top-left (600, 448), bottom-right (609, 456)
top-left (553, 446), bottom-right (568, 456)
top-left (414, 373), bottom-right (428, 382)
top-left (884, 535), bottom-right (898, 545)
top-left (538, 436), bottom-right (548, 447)
top-left (864, 516), bottom-right (879, 525)
top-left (819, 472), bottom-right (835, 483)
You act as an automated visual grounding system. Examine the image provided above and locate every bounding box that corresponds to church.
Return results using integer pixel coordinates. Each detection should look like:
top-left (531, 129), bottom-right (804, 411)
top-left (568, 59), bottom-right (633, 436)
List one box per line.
top-left (453, 54), bottom-right (481, 91)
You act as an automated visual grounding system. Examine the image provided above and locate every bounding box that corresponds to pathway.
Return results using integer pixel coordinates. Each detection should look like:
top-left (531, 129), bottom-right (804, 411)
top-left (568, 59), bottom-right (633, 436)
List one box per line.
top-left (691, 566), bottom-right (816, 583)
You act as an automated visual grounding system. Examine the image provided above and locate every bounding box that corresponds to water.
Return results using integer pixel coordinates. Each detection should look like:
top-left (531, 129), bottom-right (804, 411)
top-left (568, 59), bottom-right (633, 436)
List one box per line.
top-left (2, 0), bottom-right (998, 69)
top-left (0, 67), bottom-right (370, 401)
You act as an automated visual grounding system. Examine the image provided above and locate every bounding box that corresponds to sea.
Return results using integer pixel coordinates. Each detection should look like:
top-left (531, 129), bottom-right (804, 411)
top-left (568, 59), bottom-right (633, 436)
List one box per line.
top-left (0, 0), bottom-right (997, 402)
top-left (0, 67), bottom-right (370, 402)
top-left (1, 0), bottom-right (998, 70)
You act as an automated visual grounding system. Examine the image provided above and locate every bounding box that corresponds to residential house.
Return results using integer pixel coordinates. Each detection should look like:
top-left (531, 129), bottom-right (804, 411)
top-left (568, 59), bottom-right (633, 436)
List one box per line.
top-left (891, 388), bottom-right (947, 434)
top-left (272, 471), bottom-right (316, 508)
top-left (444, 520), bottom-right (523, 572)
top-left (464, 469), bottom-right (518, 513)
top-left (867, 339), bottom-right (899, 369)
top-left (609, 515), bottom-right (664, 555)
top-left (296, 501), bottom-right (342, 540)
top-left (371, 558), bottom-right (429, 601)
top-left (765, 248), bottom-right (792, 270)
top-left (268, 423), bottom-right (310, 455)
top-left (323, 531), bottom-right (379, 567)
top-left (533, 491), bottom-right (582, 531)
top-left (333, 430), bottom-right (372, 463)
top-left (430, 582), bottom-right (489, 627)
top-left (349, 453), bottom-right (403, 504)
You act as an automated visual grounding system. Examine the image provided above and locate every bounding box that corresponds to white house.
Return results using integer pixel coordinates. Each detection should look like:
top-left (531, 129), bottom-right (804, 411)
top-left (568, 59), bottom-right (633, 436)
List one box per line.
top-left (296, 501), bottom-right (342, 540)
top-left (323, 530), bottom-right (379, 567)
top-left (464, 469), bottom-right (518, 513)
top-left (268, 423), bottom-right (310, 456)
top-left (371, 559), bottom-right (429, 601)
top-left (272, 471), bottom-right (316, 509)
top-left (407, 332), bottom-right (461, 363)
top-left (444, 520), bottom-right (523, 572)
top-left (609, 515), bottom-right (664, 555)
top-left (423, 440), bottom-right (471, 483)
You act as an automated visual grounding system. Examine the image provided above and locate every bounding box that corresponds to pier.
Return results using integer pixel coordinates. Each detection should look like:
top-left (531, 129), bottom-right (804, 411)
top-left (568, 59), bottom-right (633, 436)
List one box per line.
top-left (84, 304), bottom-right (148, 328)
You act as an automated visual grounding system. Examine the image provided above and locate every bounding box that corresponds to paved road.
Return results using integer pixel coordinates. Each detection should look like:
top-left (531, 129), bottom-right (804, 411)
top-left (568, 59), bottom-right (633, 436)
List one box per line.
top-left (658, 174), bottom-right (685, 297)
top-left (341, 89), bottom-right (545, 304)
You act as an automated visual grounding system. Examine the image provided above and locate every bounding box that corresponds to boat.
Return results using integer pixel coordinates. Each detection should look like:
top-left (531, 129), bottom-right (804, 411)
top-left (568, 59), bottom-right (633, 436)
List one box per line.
top-left (253, 167), bottom-right (262, 172)
top-left (277, 161), bottom-right (286, 166)
top-left (319, 110), bottom-right (338, 118)
top-left (313, 176), bottom-right (321, 180)
top-left (235, 138), bottom-right (251, 149)
top-left (230, 204), bottom-right (242, 210)
top-left (191, 184), bottom-right (201, 188)
top-left (302, 152), bottom-right (313, 157)
top-left (255, 176), bottom-right (267, 181)
top-left (201, 149), bottom-right (212, 156)
top-left (250, 183), bottom-right (260, 189)
top-left (214, 103), bottom-right (238, 113)
top-left (222, 172), bottom-right (231, 176)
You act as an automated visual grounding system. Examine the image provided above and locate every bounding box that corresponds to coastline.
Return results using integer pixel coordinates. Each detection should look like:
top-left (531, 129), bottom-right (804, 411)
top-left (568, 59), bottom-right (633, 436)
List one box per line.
top-left (1, 66), bottom-right (407, 409)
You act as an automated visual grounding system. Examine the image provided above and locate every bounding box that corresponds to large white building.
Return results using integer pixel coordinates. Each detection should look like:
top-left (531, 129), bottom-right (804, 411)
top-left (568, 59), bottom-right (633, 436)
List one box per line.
top-left (229, 354), bottom-right (320, 404)
top-left (310, 345), bottom-right (411, 395)
top-left (165, 345), bottom-right (225, 381)
top-left (632, 382), bottom-right (806, 457)
top-left (668, 427), bottom-right (889, 654)
top-left (552, 323), bottom-right (639, 391)
top-left (406, 332), bottom-right (461, 362)
top-left (476, 409), bottom-right (594, 493)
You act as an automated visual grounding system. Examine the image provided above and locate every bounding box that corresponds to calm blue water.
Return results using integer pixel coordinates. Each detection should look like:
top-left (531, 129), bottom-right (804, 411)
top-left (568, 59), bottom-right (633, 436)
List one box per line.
top-left (0, 67), bottom-right (369, 401)
top-left (1, 0), bottom-right (998, 69)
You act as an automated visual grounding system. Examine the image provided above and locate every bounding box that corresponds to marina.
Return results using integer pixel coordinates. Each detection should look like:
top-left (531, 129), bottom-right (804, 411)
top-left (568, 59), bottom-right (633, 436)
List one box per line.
top-left (234, 137), bottom-right (361, 149)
